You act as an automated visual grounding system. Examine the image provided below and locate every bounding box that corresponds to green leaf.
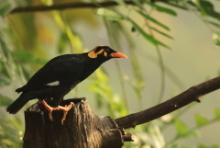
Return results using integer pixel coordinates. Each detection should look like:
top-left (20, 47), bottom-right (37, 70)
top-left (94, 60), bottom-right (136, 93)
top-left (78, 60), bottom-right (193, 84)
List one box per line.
top-left (0, 61), bottom-right (11, 85)
top-left (13, 50), bottom-right (46, 64)
top-left (0, 1), bottom-right (12, 16)
top-left (128, 18), bottom-right (170, 48)
top-left (0, 94), bottom-right (12, 107)
top-left (199, 144), bottom-right (220, 148)
top-left (137, 10), bottom-right (170, 31)
top-left (97, 8), bottom-right (123, 21)
top-left (57, 32), bottom-right (70, 53)
top-left (194, 114), bottom-right (209, 127)
top-left (149, 26), bottom-right (173, 39)
top-left (0, 37), bottom-right (11, 58)
top-left (215, 108), bottom-right (220, 119)
top-left (207, 20), bottom-right (220, 28)
top-left (0, 75), bottom-right (10, 86)
top-left (212, 33), bottom-right (220, 46)
top-left (174, 119), bottom-right (190, 136)
top-left (198, 0), bottom-right (220, 21)
top-left (151, 3), bottom-right (177, 16)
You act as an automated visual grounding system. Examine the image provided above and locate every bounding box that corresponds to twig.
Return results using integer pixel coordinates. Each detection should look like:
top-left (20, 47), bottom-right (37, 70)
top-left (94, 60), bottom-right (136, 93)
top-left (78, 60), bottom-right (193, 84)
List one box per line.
top-left (10, 0), bottom-right (186, 14)
top-left (115, 76), bottom-right (220, 129)
top-left (10, 1), bottom-right (134, 13)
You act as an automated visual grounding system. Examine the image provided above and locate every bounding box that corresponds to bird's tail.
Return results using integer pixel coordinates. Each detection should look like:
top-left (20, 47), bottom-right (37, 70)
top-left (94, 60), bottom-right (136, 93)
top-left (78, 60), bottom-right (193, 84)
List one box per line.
top-left (7, 93), bottom-right (30, 114)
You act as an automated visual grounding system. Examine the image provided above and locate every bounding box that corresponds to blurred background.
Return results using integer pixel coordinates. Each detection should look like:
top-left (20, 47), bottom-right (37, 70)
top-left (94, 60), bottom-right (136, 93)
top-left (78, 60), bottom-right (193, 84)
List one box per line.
top-left (0, 0), bottom-right (220, 147)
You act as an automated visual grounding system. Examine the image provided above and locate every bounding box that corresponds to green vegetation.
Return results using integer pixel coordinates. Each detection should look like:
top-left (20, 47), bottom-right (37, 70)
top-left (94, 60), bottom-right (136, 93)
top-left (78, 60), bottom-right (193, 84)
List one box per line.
top-left (1, 0), bottom-right (220, 147)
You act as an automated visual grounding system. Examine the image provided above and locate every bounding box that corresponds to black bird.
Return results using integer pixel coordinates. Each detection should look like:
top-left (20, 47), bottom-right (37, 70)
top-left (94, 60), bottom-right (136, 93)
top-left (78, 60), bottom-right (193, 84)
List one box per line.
top-left (7, 46), bottom-right (127, 122)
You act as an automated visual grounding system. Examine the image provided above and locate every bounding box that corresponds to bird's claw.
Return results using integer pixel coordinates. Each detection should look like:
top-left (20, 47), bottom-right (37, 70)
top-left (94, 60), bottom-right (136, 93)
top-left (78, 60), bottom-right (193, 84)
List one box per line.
top-left (40, 100), bottom-right (54, 121)
top-left (40, 100), bottom-right (74, 124)
top-left (58, 103), bottom-right (74, 125)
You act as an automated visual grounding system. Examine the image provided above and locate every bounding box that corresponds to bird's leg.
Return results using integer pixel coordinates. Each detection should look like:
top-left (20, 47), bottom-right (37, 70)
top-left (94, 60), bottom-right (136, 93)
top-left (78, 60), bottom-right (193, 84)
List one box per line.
top-left (56, 102), bottom-right (74, 125)
top-left (40, 100), bottom-right (55, 121)
top-left (40, 100), bottom-right (74, 124)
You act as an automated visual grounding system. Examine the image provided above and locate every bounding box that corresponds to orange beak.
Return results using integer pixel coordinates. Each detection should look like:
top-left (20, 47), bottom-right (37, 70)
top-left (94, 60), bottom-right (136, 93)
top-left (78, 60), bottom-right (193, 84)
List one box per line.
top-left (110, 52), bottom-right (128, 59)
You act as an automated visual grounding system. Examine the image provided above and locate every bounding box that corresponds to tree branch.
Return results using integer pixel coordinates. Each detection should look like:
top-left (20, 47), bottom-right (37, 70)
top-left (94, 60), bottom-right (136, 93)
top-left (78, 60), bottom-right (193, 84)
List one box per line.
top-left (115, 76), bottom-right (220, 129)
top-left (10, 1), bottom-right (134, 14)
top-left (22, 76), bottom-right (220, 147)
top-left (10, 0), bottom-right (186, 14)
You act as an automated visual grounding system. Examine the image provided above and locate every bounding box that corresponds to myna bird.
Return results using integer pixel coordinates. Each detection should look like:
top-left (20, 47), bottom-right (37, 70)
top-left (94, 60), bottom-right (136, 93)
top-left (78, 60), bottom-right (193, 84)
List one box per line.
top-left (7, 46), bottom-right (127, 123)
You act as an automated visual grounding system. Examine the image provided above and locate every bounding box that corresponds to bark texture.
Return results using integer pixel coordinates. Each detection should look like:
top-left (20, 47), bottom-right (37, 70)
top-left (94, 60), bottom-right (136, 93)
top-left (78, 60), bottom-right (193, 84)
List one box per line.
top-left (23, 98), bottom-right (130, 148)
top-left (23, 77), bottom-right (220, 148)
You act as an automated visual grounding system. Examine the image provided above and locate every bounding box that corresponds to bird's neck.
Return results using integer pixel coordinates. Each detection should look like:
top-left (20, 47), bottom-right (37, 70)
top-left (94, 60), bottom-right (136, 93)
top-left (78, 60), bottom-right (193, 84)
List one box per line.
top-left (81, 58), bottom-right (107, 80)
top-left (87, 58), bottom-right (105, 71)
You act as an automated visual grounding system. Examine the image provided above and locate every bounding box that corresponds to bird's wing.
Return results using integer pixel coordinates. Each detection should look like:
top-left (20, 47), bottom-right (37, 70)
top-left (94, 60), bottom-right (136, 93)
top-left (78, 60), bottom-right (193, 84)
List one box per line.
top-left (19, 54), bottom-right (84, 92)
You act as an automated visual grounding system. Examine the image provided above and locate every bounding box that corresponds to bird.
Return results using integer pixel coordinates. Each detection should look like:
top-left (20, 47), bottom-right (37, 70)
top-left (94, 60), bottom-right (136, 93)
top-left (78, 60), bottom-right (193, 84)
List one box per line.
top-left (7, 46), bottom-right (127, 123)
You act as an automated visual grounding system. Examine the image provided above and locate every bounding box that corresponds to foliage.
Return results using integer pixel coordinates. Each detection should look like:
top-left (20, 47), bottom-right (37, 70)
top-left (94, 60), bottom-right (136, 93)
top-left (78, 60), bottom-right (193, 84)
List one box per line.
top-left (0, 0), bottom-right (220, 147)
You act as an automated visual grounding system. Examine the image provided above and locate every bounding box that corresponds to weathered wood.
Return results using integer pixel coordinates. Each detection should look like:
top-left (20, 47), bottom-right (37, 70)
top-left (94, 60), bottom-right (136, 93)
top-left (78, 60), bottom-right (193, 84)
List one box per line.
top-left (23, 98), bottom-right (130, 148)
top-left (22, 76), bottom-right (220, 147)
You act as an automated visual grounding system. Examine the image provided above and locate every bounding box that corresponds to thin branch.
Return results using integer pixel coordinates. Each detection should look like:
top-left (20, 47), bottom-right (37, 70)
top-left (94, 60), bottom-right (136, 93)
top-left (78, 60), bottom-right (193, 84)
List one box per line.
top-left (10, 1), bottom-right (134, 14)
top-left (115, 76), bottom-right (220, 129)
top-left (10, 0), bottom-right (186, 14)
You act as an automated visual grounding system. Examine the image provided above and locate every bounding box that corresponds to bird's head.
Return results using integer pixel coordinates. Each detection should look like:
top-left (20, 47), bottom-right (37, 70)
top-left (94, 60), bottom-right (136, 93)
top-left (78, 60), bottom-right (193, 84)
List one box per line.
top-left (87, 46), bottom-right (128, 61)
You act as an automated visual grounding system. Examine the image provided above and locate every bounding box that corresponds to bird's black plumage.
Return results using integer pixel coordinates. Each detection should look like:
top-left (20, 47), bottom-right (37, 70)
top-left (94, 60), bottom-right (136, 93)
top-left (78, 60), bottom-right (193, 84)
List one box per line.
top-left (7, 46), bottom-right (127, 114)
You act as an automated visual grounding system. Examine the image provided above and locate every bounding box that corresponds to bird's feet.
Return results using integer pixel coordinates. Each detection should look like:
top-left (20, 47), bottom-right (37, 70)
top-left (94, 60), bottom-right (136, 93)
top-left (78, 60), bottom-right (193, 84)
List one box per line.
top-left (40, 100), bottom-right (74, 124)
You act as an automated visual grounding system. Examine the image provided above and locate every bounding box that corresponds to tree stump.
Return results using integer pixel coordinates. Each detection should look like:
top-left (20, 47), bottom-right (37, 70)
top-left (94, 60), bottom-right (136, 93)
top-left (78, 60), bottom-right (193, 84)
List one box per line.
top-left (23, 98), bottom-right (131, 148)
